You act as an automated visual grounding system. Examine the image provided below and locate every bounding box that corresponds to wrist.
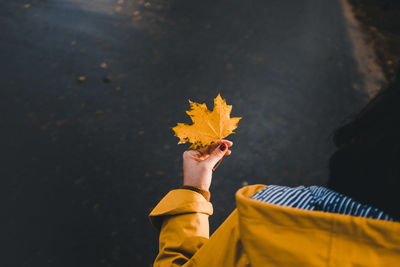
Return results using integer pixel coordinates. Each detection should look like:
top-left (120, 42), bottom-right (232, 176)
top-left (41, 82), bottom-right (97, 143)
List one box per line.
top-left (183, 180), bottom-right (210, 191)
top-left (180, 185), bottom-right (211, 201)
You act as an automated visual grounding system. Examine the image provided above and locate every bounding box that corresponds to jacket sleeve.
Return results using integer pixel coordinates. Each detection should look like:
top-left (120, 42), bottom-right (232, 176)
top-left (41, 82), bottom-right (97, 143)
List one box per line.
top-left (149, 189), bottom-right (213, 267)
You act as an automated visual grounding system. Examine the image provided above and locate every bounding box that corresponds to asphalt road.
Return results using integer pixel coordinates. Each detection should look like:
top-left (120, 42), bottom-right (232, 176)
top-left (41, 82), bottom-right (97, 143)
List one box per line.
top-left (1, 0), bottom-right (366, 266)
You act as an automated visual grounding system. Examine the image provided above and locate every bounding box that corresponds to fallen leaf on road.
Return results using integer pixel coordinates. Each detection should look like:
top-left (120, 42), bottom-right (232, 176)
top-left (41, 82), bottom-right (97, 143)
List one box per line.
top-left (100, 62), bottom-right (107, 69)
top-left (40, 124), bottom-right (48, 132)
top-left (55, 119), bottom-right (68, 126)
top-left (110, 231), bottom-right (118, 237)
top-left (23, 3), bottom-right (31, 8)
top-left (103, 76), bottom-right (112, 83)
top-left (153, 49), bottom-right (161, 60)
top-left (93, 203), bottom-right (100, 212)
top-left (77, 76), bottom-right (86, 82)
top-left (172, 94), bottom-right (242, 149)
top-left (26, 112), bottom-right (36, 119)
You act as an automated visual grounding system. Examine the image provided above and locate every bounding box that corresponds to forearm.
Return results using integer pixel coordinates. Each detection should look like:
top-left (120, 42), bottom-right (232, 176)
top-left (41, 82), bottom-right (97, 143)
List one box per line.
top-left (149, 189), bottom-right (213, 266)
top-left (151, 140), bottom-right (230, 265)
top-left (155, 212), bottom-right (210, 266)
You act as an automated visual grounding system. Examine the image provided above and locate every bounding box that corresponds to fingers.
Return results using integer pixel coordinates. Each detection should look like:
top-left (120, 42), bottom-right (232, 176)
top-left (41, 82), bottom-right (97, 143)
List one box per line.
top-left (213, 140), bottom-right (232, 156)
top-left (184, 140), bottom-right (233, 162)
top-left (220, 140), bottom-right (232, 156)
top-left (209, 139), bottom-right (233, 150)
top-left (218, 139), bottom-right (233, 147)
top-left (205, 141), bottom-right (231, 166)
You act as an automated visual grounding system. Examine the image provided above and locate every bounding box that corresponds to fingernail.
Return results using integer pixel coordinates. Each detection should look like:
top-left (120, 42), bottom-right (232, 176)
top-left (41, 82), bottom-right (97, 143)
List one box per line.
top-left (219, 143), bottom-right (227, 151)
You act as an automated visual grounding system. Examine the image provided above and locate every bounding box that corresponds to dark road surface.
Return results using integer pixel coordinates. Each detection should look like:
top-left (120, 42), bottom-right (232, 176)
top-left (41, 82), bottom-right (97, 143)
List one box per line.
top-left (2, 0), bottom-right (366, 266)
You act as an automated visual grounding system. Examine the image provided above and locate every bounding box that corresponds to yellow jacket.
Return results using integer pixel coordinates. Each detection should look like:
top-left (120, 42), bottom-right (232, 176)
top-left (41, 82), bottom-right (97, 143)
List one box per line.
top-left (149, 185), bottom-right (400, 266)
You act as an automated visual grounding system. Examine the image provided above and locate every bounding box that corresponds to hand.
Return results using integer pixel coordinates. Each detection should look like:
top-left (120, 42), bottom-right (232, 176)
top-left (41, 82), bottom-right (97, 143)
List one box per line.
top-left (183, 140), bottom-right (233, 191)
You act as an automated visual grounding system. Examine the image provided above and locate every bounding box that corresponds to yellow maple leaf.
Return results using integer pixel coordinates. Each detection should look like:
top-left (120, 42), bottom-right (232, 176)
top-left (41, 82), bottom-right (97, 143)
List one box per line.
top-left (172, 94), bottom-right (242, 149)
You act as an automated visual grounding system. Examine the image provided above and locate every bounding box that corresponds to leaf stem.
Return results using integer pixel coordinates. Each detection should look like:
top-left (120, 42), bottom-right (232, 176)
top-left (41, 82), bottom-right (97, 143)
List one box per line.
top-left (212, 156), bottom-right (224, 171)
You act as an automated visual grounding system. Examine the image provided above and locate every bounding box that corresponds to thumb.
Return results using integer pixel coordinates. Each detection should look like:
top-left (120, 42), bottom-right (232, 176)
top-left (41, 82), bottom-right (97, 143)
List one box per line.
top-left (205, 143), bottom-right (227, 167)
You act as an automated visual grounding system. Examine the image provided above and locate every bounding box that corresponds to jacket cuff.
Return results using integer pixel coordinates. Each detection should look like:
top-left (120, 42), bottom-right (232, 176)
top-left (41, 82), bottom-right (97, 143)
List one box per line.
top-left (149, 189), bottom-right (213, 230)
top-left (180, 185), bottom-right (211, 201)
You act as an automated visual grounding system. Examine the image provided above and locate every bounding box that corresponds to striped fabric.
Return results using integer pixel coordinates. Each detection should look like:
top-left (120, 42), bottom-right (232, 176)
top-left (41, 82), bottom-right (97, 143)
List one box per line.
top-left (251, 185), bottom-right (395, 221)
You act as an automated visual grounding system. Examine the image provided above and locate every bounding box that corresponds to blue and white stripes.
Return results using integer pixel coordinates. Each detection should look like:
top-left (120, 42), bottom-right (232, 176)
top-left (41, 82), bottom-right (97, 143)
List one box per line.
top-left (251, 185), bottom-right (394, 221)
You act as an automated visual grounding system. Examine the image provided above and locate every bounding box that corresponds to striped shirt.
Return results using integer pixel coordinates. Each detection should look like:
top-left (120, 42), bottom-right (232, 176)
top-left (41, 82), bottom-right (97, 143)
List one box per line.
top-left (251, 185), bottom-right (394, 221)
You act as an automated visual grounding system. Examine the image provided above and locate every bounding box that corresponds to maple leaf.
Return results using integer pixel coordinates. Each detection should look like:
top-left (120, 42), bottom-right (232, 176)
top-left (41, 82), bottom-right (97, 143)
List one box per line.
top-left (172, 94), bottom-right (242, 150)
